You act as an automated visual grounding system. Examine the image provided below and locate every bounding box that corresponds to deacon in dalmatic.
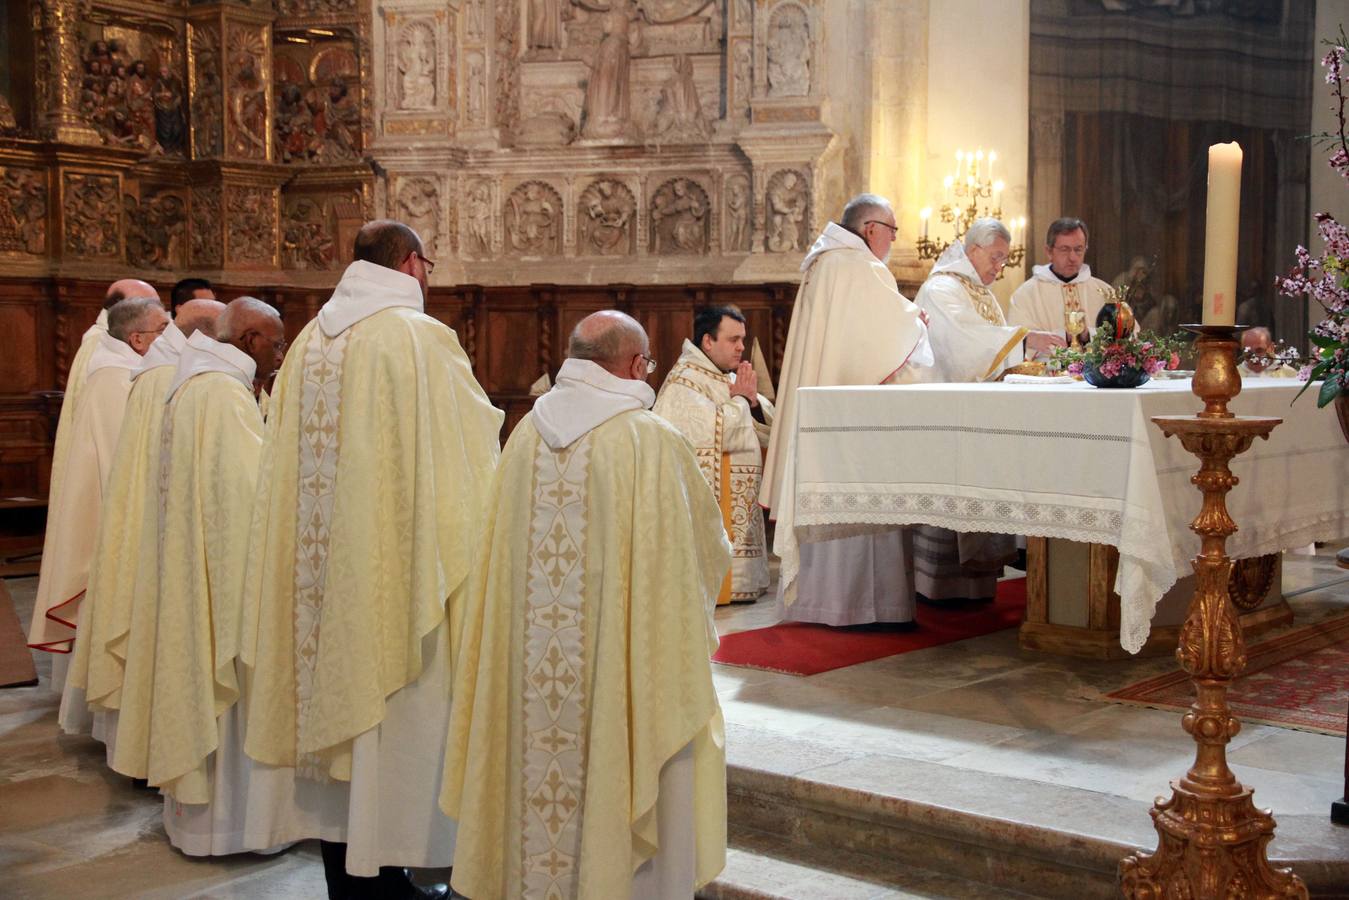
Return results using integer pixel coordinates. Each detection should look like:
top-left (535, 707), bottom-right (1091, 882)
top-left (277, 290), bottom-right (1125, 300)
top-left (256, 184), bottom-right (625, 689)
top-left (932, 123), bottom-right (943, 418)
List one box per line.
top-left (762, 193), bottom-right (936, 627)
top-left (654, 304), bottom-right (774, 604)
top-left (150, 298), bottom-right (285, 857)
top-left (241, 220), bottom-right (502, 897)
top-left (61, 298), bottom-right (225, 759)
top-left (1008, 217), bottom-right (1115, 357)
top-left (913, 218), bottom-right (1025, 604)
top-left (441, 311), bottom-right (731, 900)
top-left (29, 296), bottom-right (168, 695)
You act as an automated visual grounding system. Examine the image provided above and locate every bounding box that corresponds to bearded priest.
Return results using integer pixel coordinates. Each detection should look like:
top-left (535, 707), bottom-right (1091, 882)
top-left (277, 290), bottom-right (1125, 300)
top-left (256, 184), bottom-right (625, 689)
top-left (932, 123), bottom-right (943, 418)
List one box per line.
top-left (240, 220), bottom-right (502, 897)
top-left (654, 304), bottom-right (774, 604)
top-left (762, 193), bottom-right (937, 627)
top-left (1008, 217), bottom-right (1114, 357)
top-left (441, 311), bottom-right (731, 900)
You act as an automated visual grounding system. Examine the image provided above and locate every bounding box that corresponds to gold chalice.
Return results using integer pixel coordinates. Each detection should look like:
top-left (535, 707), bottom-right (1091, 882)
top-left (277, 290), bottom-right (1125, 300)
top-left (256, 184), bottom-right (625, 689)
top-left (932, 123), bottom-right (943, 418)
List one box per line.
top-left (1065, 309), bottom-right (1087, 350)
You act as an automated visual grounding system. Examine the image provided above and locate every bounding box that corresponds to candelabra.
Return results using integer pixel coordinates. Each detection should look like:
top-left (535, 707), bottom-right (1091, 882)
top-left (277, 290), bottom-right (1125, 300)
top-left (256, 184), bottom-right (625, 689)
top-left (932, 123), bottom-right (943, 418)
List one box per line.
top-left (915, 148), bottom-right (1026, 275)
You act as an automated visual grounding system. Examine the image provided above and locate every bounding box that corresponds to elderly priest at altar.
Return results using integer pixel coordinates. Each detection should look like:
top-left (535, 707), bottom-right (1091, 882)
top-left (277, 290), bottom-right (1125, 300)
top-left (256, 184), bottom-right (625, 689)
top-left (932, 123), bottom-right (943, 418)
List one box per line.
top-left (762, 193), bottom-right (937, 627)
top-left (654, 304), bottom-right (774, 604)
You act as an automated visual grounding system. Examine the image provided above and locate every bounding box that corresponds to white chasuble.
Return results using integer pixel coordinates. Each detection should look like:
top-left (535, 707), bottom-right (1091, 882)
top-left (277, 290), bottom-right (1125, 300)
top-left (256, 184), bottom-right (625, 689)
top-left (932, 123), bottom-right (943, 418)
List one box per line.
top-left (914, 246), bottom-right (1027, 384)
top-left (654, 339), bottom-right (772, 603)
top-left (441, 408), bottom-right (730, 900)
top-left (1008, 264), bottom-right (1114, 357)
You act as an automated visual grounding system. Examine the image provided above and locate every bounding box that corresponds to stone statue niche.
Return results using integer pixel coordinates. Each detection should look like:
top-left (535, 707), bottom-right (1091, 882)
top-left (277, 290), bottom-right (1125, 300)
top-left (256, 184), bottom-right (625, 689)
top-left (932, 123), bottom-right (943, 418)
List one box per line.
top-left (578, 178), bottom-right (637, 256)
top-left (396, 21), bottom-right (437, 111)
top-left (766, 2), bottom-right (810, 98)
top-left (649, 176), bottom-right (710, 255)
top-left (504, 180), bottom-right (563, 256)
top-left (765, 168), bottom-right (809, 253)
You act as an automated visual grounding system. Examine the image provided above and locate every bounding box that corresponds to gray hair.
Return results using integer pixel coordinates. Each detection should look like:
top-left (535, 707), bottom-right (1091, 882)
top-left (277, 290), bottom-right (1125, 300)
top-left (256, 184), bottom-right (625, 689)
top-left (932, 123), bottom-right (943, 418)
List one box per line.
top-left (1045, 216), bottom-right (1088, 247)
top-left (840, 193), bottom-right (893, 234)
top-left (216, 296), bottom-right (281, 342)
top-left (567, 310), bottom-right (647, 369)
top-left (964, 217), bottom-right (1011, 249)
top-left (107, 296), bottom-right (163, 342)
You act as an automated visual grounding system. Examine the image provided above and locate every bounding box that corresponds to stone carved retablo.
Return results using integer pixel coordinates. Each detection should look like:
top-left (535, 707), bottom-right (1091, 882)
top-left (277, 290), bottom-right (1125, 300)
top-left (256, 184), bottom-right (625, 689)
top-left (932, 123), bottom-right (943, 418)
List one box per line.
top-left (397, 21), bottom-right (437, 110)
top-left (581, 0), bottom-right (640, 140)
top-left (190, 185), bottom-right (223, 267)
top-left (226, 186), bottom-right (275, 265)
top-left (650, 177), bottom-right (709, 255)
top-left (732, 40), bottom-right (752, 119)
top-left (766, 168), bottom-right (808, 252)
top-left (282, 196), bottom-right (337, 270)
top-left (465, 51), bottom-right (487, 125)
top-left (724, 173), bottom-right (751, 253)
top-left (767, 4), bottom-right (810, 98)
top-left (505, 181), bottom-right (562, 255)
top-left (124, 189), bottom-right (187, 268)
top-left (578, 178), bottom-right (636, 256)
top-left (464, 179), bottom-right (494, 257)
top-left (465, 0), bottom-right (486, 42)
top-left (647, 53), bottom-right (710, 142)
top-left (63, 172), bottom-right (120, 259)
top-left (528, 0), bottom-right (562, 50)
top-left (0, 168), bottom-right (48, 255)
top-left (495, 0), bottom-right (521, 131)
top-left (396, 177), bottom-right (442, 253)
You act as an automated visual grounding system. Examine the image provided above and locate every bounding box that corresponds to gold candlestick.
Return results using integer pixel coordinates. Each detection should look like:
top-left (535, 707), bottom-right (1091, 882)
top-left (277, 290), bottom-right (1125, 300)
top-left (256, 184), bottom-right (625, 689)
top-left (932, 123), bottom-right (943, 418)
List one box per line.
top-left (1120, 325), bottom-right (1306, 899)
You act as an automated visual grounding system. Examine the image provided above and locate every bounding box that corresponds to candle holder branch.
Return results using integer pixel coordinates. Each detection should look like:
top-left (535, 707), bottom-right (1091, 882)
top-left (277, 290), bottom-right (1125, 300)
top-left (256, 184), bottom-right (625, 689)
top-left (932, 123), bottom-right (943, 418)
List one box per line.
top-left (1119, 326), bottom-right (1305, 899)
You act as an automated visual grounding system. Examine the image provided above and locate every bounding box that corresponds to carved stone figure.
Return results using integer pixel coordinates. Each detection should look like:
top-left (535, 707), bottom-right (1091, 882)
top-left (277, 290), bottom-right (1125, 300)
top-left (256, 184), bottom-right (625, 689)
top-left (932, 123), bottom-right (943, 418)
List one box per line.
top-left (495, 0), bottom-right (521, 131)
top-left (125, 190), bottom-right (187, 268)
top-left (767, 4), bottom-right (810, 98)
top-left (63, 172), bottom-right (120, 258)
top-left (650, 177), bottom-right (708, 255)
top-left (732, 40), bottom-right (752, 119)
top-left (466, 52), bottom-right (486, 125)
top-left (648, 53), bottom-right (710, 142)
top-left (581, 0), bottom-right (641, 140)
top-left (725, 174), bottom-right (750, 252)
top-left (505, 181), bottom-right (561, 255)
top-left (578, 179), bottom-right (635, 256)
top-left (735, 0), bottom-right (753, 27)
top-left (190, 185), bottom-right (223, 267)
top-left (529, 0), bottom-right (562, 49)
top-left (766, 169), bottom-right (808, 252)
top-left (226, 186), bottom-right (275, 265)
top-left (228, 29), bottom-right (268, 161)
top-left (465, 179), bottom-right (493, 256)
top-left (465, 0), bottom-right (486, 42)
top-left (398, 22), bottom-right (437, 110)
top-left (190, 27), bottom-right (224, 157)
top-left (0, 168), bottom-right (47, 254)
top-left (396, 177), bottom-right (441, 251)
top-left (281, 197), bottom-right (336, 269)
top-left (152, 70), bottom-right (187, 155)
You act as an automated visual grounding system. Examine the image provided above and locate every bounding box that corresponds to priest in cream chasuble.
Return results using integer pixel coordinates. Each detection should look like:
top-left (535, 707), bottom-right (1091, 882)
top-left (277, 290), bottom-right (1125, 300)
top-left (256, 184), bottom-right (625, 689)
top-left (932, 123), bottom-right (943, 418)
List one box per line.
top-left (240, 222), bottom-right (502, 885)
top-left (654, 306), bottom-right (773, 604)
top-left (1008, 217), bottom-right (1114, 358)
top-left (441, 312), bottom-right (730, 900)
top-left (762, 194), bottom-right (936, 627)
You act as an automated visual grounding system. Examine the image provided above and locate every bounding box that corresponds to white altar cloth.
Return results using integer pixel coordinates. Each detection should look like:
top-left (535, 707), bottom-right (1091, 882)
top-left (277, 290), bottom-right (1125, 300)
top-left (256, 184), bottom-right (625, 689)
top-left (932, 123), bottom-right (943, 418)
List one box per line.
top-left (773, 379), bottom-right (1349, 653)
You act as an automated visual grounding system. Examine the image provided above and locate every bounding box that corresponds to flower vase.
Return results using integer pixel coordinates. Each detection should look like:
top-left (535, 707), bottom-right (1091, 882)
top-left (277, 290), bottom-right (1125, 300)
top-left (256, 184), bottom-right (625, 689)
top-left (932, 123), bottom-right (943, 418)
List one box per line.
top-left (1082, 362), bottom-right (1150, 389)
top-left (1336, 393), bottom-right (1349, 445)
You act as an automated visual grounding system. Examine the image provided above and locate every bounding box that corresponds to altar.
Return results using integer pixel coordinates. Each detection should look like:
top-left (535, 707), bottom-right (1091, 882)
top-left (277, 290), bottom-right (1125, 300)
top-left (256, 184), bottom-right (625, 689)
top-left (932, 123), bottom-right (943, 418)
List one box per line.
top-left (773, 378), bottom-right (1349, 655)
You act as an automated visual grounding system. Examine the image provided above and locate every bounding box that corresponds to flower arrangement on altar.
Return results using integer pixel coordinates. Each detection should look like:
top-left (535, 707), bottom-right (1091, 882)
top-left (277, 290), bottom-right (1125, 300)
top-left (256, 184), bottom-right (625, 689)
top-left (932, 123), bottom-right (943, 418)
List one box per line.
top-left (1049, 301), bottom-right (1184, 388)
top-left (1275, 38), bottom-right (1349, 410)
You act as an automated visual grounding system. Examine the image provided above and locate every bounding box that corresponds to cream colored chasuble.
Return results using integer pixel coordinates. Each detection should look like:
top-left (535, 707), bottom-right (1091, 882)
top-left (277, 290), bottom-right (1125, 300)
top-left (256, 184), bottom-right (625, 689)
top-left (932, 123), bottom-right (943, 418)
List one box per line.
top-left (914, 243), bottom-right (1028, 383)
top-left (654, 339), bottom-right (773, 603)
top-left (1007, 263), bottom-right (1114, 358)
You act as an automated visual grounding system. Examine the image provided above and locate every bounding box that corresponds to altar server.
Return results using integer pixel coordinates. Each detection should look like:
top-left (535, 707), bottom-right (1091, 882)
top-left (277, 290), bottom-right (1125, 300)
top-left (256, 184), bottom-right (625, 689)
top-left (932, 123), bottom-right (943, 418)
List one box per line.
top-left (441, 310), bottom-right (731, 899)
top-left (1008, 217), bottom-right (1114, 357)
top-left (654, 304), bottom-right (774, 603)
top-left (241, 220), bottom-right (501, 896)
top-left (30, 297), bottom-right (167, 677)
top-left (762, 193), bottom-right (936, 626)
top-left (62, 299), bottom-right (224, 755)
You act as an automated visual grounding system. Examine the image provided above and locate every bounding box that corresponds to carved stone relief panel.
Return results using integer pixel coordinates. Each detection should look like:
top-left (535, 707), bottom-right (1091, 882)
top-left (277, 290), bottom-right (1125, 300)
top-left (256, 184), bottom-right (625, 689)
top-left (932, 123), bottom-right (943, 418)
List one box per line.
top-left (226, 23), bottom-right (270, 160)
top-left (464, 0), bottom-right (486, 43)
top-left (275, 37), bottom-right (361, 164)
top-left (462, 176), bottom-right (497, 258)
top-left (764, 167), bottom-right (809, 252)
top-left (730, 38), bottom-right (752, 120)
top-left (504, 180), bottom-right (562, 256)
top-left (225, 185), bottom-right (277, 267)
top-left (577, 177), bottom-right (637, 256)
top-left (649, 176), bottom-right (710, 255)
top-left (733, 0), bottom-right (753, 31)
top-left (124, 187), bottom-right (188, 269)
top-left (723, 172), bottom-right (751, 254)
top-left (77, 23), bottom-right (187, 156)
top-left (645, 53), bottom-right (711, 143)
top-left (765, 2), bottom-right (810, 98)
top-left (0, 168), bottom-right (49, 256)
top-left (62, 171), bottom-right (120, 260)
top-left (189, 23), bottom-right (224, 158)
top-left (495, 0), bottom-right (521, 133)
top-left (395, 20), bottom-right (438, 110)
top-left (393, 175), bottom-right (446, 256)
top-left (464, 50), bottom-right (488, 127)
top-left (190, 185), bottom-right (223, 268)
top-left (281, 195), bottom-right (339, 270)
top-left (276, 0), bottom-right (357, 15)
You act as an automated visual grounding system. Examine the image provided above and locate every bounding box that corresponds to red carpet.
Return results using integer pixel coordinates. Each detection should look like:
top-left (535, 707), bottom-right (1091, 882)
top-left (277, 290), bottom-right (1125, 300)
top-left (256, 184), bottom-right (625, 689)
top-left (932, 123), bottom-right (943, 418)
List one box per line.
top-left (1105, 611), bottom-right (1349, 736)
top-left (712, 577), bottom-right (1026, 676)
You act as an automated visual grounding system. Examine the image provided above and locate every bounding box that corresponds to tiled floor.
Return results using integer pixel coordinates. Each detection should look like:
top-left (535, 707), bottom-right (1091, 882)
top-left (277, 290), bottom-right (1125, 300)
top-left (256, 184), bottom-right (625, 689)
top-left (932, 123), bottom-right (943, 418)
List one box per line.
top-left (2, 547), bottom-right (1346, 898)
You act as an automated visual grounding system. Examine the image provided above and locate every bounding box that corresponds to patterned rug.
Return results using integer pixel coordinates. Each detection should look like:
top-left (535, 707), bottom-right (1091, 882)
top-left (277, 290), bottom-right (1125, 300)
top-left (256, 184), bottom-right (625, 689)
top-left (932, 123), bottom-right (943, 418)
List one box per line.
top-left (1104, 612), bottom-right (1349, 736)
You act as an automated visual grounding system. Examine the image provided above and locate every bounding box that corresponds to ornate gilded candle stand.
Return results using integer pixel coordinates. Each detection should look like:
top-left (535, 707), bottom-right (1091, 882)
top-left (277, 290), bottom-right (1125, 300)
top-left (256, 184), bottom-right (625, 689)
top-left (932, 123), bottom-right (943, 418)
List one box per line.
top-left (1119, 325), bottom-right (1307, 899)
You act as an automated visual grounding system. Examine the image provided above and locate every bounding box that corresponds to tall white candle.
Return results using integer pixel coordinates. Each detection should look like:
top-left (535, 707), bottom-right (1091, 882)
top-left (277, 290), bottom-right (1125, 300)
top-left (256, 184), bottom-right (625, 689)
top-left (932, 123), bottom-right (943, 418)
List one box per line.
top-left (1201, 142), bottom-right (1242, 326)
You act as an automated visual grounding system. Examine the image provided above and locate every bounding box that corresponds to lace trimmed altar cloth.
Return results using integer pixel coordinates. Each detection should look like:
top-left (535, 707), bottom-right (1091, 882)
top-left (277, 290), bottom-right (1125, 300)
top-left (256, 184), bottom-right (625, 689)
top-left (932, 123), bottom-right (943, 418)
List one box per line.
top-left (772, 378), bottom-right (1349, 653)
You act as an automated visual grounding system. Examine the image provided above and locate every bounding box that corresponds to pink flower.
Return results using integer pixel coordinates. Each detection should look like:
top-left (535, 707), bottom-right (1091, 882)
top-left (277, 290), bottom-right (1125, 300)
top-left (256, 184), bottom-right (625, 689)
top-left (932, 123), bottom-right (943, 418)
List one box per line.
top-left (1298, 364), bottom-right (1314, 381)
top-left (1144, 358), bottom-right (1164, 375)
top-left (1167, 352), bottom-right (1180, 370)
top-left (1067, 361), bottom-right (1084, 376)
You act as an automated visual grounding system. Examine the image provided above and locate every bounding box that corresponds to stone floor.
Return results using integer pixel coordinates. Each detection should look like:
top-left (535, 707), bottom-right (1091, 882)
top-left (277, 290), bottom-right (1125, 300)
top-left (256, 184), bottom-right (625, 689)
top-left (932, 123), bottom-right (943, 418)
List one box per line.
top-left (2, 546), bottom-right (1347, 899)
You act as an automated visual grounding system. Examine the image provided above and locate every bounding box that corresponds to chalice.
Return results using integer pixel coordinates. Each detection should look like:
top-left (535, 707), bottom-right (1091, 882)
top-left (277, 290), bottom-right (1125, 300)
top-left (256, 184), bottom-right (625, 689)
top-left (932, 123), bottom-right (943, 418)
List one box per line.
top-left (1065, 309), bottom-right (1087, 350)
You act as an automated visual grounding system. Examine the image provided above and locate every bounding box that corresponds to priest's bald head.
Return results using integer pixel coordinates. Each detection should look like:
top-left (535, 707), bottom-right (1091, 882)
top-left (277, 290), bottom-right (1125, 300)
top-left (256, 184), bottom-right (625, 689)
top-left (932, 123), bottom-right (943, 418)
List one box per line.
top-left (174, 298), bottom-right (226, 339)
top-left (840, 193), bottom-right (897, 262)
top-left (104, 278), bottom-right (161, 310)
top-left (216, 296), bottom-right (286, 382)
top-left (567, 310), bottom-right (653, 382)
top-left (107, 296), bottom-right (169, 356)
top-left (354, 219), bottom-right (432, 301)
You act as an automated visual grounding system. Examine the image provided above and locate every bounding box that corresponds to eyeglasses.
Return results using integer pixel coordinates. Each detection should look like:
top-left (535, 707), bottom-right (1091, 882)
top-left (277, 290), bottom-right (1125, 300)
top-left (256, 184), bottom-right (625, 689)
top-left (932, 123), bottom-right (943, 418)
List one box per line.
top-left (244, 330), bottom-right (288, 353)
top-left (131, 321), bottom-right (170, 337)
top-left (416, 251), bottom-right (436, 273)
top-left (641, 353), bottom-right (657, 374)
top-left (864, 220), bottom-right (898, 237)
